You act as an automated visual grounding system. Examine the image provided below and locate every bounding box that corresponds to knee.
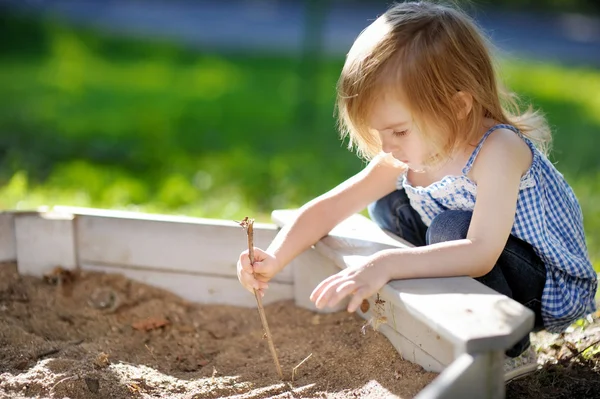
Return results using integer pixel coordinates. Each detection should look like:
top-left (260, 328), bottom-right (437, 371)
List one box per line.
top-left (426, 210), bottom-right (472, 245)
top-left (368, 195), bottom-right (394, 232)
top-left (368, 190), bottom-right (410, 232)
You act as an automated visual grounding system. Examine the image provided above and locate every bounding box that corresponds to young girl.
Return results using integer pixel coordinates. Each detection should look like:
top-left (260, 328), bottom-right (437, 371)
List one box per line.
top-left (237, 1), bottom-right (597, 361)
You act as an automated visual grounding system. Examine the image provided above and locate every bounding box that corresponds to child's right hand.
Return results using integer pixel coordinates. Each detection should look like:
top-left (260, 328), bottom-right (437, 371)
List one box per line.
top-left (237, 247), bottom-right (280, 297)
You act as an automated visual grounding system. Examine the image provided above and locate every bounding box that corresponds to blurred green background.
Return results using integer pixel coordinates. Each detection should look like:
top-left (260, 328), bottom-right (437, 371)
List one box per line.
top-left (0, 5), bottom-right (598, 271)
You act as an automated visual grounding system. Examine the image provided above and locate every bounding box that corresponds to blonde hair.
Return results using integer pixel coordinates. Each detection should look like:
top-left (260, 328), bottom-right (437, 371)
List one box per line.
top-left (336, 1), bottom-right (551, 163)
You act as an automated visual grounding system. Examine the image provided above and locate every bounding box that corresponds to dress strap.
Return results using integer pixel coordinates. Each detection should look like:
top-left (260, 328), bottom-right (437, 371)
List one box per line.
top-left (462, 124), bottom-right (521, 174)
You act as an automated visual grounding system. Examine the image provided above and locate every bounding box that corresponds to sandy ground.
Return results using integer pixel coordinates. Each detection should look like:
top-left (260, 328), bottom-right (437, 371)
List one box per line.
top-left (0, 262), bottom-right (436, 399)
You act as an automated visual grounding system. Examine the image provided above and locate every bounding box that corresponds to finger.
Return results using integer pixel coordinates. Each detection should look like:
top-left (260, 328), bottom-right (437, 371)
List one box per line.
top-left (327, 280), bottom-right (358, 309)
top-left (256, 280), bottom-right (269, 290)
top-left (237, 266), bottom-right (252, 291)
top-left (251, 260), bottom-right (265, 274)
top-left (239, 269), bottom-right (260, 291)
top-left (314, 277), bottom-right (346, 309)
top-left (251, 247), bottom-right (269, 262)
top-left (347, 287), bottom-right (369, 313)
top-left (245, 271), bottom-right (270, 290)
top-left (254, 274), bottom-right (270, 283)
top-left (238, 254), bottom-right (254, 274)
top-left (310, 273), bottom-right (342, 302)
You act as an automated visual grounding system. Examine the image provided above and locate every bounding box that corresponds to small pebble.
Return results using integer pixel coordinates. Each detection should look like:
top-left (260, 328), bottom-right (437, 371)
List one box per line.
top-left (84, 377), bottom-right (100, 393)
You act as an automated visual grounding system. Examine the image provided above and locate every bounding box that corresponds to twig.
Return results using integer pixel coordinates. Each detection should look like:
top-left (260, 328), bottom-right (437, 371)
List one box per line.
top-left (573, 338), bottom-right (600, 360)
top-left (50, 375), bottom-right (79, 393)
top-left (35, 347), bottom-right (60, 359)
top-left (238, 217), bottom-right (284, 380)
top-left (292, 353), bottom-right (312, 382)
top-left (145, 344), bottom-right (158, 363)
top-left (35, 339), bottom-right (84, 360)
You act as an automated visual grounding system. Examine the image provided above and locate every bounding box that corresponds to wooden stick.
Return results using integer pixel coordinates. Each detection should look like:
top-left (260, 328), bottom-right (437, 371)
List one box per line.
top-left (292, 353), bottom-right (312, 382)
top-left (239, 217), bottom-right (284, 380)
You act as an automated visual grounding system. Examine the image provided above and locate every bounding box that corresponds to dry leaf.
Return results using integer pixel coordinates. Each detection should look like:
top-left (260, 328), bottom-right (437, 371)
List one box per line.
top-left (132, 317), bottom-right (169, 331)
top-left (94, 352), bottom-right (110, 368)
top-left (127, 383), bottom-right (142, 394)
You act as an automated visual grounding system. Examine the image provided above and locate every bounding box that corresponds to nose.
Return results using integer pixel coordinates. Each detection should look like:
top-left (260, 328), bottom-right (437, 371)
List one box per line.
top-left (380, 139), bottom-right (398, 154)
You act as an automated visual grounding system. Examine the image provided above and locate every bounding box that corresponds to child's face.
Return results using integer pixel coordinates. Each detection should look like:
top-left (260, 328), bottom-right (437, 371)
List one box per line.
top-left (369, 94), bottom-right (432, 171)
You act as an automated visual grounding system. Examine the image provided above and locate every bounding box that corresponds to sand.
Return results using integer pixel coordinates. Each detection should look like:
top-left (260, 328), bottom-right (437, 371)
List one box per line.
top-left (0, 262), bottom-right (437, 399)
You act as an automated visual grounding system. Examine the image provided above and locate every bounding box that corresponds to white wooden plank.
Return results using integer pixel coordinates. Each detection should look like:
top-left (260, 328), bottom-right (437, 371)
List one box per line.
top-left (15, 212), bottom-right (77, 276)
top-left (0, 213), bottom-right (16, 262)
top-left (82, 263), bottom-right (293, 307)
top-left (377, 324), bottom-right (446, 373)
top-left (415, 351), bottom-right (504, 399)
top-left (385, 278), bottom-right (534, 355)
top-left (54, 205), bottom-right (275, 229)
top-left (357, 291), bottom-right (454, 368)
top-left (75, 214), bottom-right (293, 284)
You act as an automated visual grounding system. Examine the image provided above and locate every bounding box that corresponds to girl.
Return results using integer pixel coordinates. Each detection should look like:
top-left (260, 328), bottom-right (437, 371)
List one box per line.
top-left (236, 1), bottom-right (597, 363)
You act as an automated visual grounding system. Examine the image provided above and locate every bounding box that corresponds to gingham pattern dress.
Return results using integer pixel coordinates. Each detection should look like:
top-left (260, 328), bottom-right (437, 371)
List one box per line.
top-left (398, 124), bottom-right (598, 332)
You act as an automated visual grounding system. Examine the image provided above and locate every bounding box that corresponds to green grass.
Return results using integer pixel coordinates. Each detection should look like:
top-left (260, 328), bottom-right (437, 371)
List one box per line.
top-left (0, 12), bottom-right (599, 271)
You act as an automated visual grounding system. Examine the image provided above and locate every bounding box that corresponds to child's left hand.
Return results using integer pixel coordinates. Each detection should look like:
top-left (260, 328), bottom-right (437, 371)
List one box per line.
top-left (309, 257), bottom-right (390, 313)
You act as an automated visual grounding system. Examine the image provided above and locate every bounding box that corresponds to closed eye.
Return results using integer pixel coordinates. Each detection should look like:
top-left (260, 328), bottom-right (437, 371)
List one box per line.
top-left (392, 129), bottom-right (409, 137)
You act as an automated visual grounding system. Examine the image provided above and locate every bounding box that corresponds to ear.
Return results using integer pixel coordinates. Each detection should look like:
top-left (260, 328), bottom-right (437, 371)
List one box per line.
top-left (453, 91), bottom-right (473, 120)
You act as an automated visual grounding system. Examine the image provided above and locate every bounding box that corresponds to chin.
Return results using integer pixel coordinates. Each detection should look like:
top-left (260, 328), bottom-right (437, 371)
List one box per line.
top-left (406, 163), bottom-right (426, 173)
top-left (391, 155), bottom-right (408, 163)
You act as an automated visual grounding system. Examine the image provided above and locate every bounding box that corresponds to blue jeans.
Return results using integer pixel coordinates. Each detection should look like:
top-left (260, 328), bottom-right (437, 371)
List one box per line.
top-left (368, 189), bottom-right (547, 357)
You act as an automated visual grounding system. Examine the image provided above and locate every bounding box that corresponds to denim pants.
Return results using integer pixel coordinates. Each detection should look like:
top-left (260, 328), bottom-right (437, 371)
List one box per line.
top-left (368, 189), bottom-right (547, 357)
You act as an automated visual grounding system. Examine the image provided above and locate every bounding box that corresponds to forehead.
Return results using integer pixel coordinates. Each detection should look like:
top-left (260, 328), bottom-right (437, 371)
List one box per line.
top-left (368, 92), bottom-right (412, 131)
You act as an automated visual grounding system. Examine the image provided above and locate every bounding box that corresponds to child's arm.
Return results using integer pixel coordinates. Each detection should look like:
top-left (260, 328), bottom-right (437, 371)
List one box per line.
top-left (267, 154), bottom-right (405, 268)
top-left (313, 128), bottom-right (534, 312)
top-left (237, 153), bottom-right (406, 294)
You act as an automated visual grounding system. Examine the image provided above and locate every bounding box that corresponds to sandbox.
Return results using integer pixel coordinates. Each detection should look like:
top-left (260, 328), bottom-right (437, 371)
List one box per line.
top-left (0, 207), bottom-right (534, 398)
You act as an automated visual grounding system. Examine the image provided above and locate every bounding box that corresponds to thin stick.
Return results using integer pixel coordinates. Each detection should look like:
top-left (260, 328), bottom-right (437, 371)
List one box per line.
top-left (292, 353), bottom-right (313, 382)
top-left (573, 338), bottom-right (600, 360)
top-left (239, 217), bottom-right (284, 380)
top-left (50, 375), bottom-right (79, 393)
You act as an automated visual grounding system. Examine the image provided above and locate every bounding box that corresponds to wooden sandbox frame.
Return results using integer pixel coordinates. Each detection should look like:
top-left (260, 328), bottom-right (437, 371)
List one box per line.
top-left (0, 206), bottom-right (534, 399)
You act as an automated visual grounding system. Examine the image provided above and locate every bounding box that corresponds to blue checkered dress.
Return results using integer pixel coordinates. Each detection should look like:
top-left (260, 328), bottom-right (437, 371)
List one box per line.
top-left (398, 124), bottom-right (597, 332)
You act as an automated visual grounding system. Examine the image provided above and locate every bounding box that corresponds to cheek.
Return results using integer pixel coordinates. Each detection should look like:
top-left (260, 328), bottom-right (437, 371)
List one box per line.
top-left (408, 139), bottom-right (430, 162)
top-left (406, 137), bottom-right (423, 154)
top-left (410, 134), bottom-right (428, 153)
